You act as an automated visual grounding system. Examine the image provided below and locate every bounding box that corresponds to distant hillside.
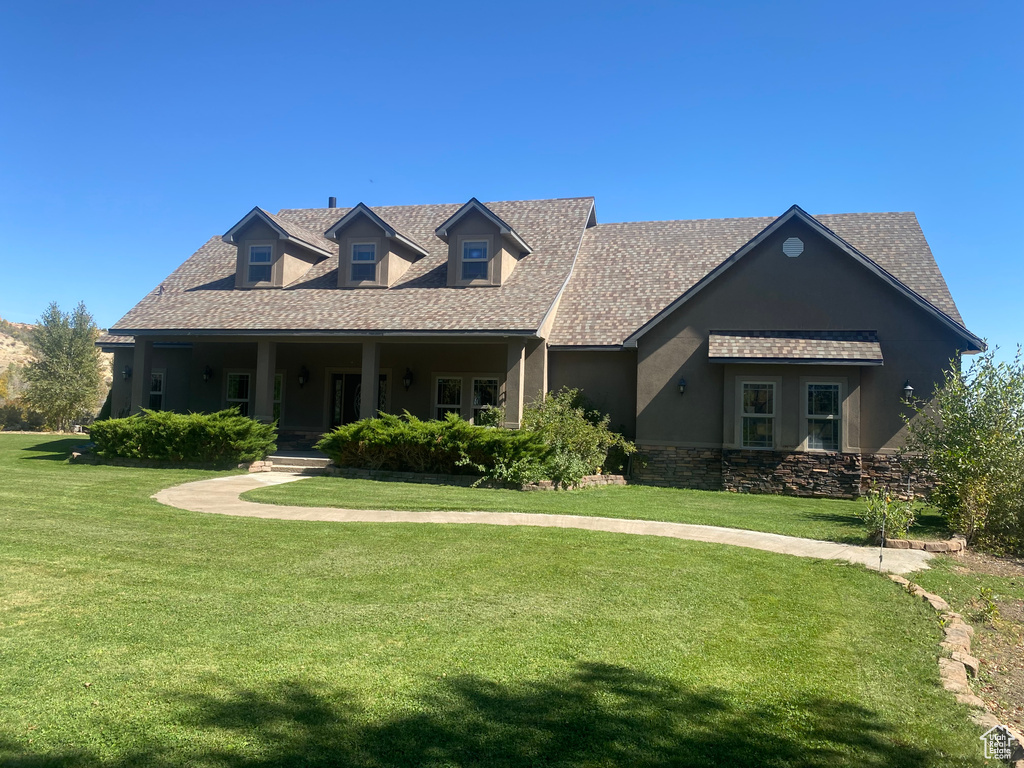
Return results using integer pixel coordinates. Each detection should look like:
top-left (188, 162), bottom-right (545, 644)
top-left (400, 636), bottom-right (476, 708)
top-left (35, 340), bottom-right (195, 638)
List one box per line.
top-left (0, 316), bottom-right (113, 385)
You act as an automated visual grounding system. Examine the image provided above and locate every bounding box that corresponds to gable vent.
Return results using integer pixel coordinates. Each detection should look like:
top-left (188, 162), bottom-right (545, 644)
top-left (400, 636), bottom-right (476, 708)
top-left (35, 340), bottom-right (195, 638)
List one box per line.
top-left (783, 237), bottom-right (804, 257)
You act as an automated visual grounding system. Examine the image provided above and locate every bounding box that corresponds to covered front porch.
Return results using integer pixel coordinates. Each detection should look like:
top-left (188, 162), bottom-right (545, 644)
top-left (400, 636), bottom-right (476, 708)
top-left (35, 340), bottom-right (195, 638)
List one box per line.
top-left (108, 335), bottom-right (548, 445)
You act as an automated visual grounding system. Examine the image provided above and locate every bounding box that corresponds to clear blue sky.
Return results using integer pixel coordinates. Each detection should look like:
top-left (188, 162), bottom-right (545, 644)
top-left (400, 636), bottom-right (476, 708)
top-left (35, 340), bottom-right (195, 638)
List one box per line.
top-left (1, 0), bottom-right (1020, 358)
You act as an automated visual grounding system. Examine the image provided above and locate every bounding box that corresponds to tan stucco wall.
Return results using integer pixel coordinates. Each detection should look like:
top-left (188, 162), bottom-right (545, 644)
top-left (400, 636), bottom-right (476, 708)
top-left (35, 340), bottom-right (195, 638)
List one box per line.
top-left (549, 349), bottom-right (638, 437)
top-left (636, 218), bottom-right (967, 453)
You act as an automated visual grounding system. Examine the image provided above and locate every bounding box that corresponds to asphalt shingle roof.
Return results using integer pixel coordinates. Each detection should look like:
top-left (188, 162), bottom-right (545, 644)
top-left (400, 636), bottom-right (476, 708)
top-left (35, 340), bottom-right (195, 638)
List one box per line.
top-left (110, 201), bottom-right (968, 348)
top-left (111, 197), bottom-right (594, 335)
top-left (708, 330), bottom-right (884, 364)
top-left (547, 212), bottom-right (965, 346)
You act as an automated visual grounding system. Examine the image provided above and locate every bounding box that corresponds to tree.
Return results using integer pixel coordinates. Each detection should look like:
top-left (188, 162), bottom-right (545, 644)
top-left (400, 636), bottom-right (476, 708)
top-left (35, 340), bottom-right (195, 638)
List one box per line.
top-left (903, 347), bottom-right (1024, 554)
top-left (23, 302), bottom-right (104, 431)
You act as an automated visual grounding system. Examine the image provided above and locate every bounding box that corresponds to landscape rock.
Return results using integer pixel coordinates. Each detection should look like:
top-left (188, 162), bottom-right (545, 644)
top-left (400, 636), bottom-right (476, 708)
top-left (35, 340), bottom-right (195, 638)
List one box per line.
top-left (951, 651), bottom-right (981, 677)
top-left (924, 541), bottom-right (950, 553)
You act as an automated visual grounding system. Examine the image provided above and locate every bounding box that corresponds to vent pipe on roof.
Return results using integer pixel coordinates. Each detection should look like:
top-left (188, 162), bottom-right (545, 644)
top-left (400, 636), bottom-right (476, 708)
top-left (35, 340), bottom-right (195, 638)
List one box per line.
top-left (328, 196), bottom-right (337, 209)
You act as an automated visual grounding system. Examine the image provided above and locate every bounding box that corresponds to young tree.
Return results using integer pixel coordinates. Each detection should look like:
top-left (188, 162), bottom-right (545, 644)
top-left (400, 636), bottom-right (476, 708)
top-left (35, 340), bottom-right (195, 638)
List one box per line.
top-left (903, 347), bottom-right (1024, 553)
top-left (23, 302), bottom-right (104, 431)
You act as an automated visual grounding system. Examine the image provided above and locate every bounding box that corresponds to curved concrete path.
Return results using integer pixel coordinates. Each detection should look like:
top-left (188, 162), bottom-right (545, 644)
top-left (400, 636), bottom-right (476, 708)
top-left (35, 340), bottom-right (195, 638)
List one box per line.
top-left (153, 473), bottom-right (934, 575)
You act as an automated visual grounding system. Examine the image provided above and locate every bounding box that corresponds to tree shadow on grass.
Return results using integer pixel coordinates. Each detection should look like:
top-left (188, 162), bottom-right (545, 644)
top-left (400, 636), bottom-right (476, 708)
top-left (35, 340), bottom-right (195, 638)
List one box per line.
top-left (0, 662), bottom-right (950, 768)
top-left (18, 438), bottom-right (83, 460)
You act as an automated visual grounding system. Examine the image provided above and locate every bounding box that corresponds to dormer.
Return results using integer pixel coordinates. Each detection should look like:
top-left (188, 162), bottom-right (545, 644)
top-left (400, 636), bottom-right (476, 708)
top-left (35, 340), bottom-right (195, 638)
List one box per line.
top-left (435, 198), bottom-right (532, 287)
top-left (325, 203), bottom-right (428, 288)
top-left (223, 207), bottom-right (334, 289)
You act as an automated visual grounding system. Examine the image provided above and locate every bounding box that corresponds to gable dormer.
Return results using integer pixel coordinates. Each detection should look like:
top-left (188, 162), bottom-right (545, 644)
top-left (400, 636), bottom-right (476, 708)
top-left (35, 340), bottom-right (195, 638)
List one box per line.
top-left (223, 207), bottom-right (333, 289)
top-left (435, 198), bottom-right (532, 287)
top-left (324, 203), bottom-right (428, 288)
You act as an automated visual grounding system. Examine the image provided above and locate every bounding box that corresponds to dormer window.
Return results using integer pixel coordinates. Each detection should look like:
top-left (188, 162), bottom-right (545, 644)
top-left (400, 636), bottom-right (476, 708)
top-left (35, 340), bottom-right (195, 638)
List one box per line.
top-left (351, 243), bottom-right (377, 282)
top-left (461, 240), bottom-right (489, 281)
top-left (248, 245), bottom-right (273, 284)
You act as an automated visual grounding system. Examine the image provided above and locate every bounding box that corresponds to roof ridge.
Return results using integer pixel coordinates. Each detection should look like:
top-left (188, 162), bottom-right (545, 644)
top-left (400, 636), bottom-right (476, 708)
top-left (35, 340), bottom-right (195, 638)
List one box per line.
top-left (594, 211), bottom-right (918, 228)
top-left (276, 196), bottom-right (595, 216)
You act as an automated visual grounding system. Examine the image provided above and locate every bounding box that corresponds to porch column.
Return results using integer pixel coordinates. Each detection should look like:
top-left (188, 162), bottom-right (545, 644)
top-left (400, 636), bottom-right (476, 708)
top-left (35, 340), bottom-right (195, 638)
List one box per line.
top-left (129, 338), bottom-right (154, 415)
top-left (359, 340), bottom-right (380, 420)
top-left (504, 338), bottom-right (526, 428)
top-left (253, 340), bottom-right (277, 422)
top-left (523, 339), bottom-right (547, 405)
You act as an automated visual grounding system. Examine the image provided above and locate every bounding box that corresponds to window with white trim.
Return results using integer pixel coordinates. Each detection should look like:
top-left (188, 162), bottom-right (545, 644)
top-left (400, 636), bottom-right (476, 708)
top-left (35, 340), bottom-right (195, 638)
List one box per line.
top-left (227, 373), bottom-right (251, 417)
top-left (741, 382), bottom-right (775, 449)
top-left (351, 243), bottom-right (376, 282)
top-left (806, 383), bottom-right (841, 451)
top-left (435, 377), bottom-right (462, 420)
top-left (461, 240), bottom-right (488, 281)
top-left (247, 244), bottom-right (272, 284)
top-left (273, 373), bottom-right (283, 423)
top-left (472, 378), bottom-right (499, 422)
top-left (149, 370), bottom-right (165, 411)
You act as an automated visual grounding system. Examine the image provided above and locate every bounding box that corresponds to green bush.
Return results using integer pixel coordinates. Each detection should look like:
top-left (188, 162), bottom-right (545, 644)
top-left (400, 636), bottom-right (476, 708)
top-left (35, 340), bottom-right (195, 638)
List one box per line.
top-left (90, 409), bottom-right (276, 464)
top-left (521, 387), bottom-right (636, 488)
top-left (316, 412), bottom-right (548, 484)
top-left (903, 346), bottom-right (1024, 555)
top-left (0, 399), bottom-right (47, 431)
top-left (858, 486), bottom-right (916, 539)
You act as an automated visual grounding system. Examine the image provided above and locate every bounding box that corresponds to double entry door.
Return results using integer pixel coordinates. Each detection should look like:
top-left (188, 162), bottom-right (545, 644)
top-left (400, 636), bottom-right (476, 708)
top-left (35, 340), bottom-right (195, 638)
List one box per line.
top-left (330, 372), bottom-right (388, 428)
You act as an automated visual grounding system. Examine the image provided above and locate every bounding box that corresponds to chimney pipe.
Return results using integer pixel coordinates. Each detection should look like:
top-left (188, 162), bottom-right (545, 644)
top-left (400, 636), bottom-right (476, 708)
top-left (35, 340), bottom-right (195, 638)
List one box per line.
top-left (328, 196), bottom-right (337, 209)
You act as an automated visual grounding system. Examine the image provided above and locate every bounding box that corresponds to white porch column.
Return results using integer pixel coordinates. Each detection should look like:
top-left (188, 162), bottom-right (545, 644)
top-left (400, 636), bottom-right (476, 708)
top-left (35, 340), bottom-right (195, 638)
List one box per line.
top-left (129, 339), bottom-right (154, 415)
top-left (504, 338), bottom-right (526, 428)
top-left (253, 340), bottom-right (277, 422)
top-left (359, 340), bottom-right (380, 420)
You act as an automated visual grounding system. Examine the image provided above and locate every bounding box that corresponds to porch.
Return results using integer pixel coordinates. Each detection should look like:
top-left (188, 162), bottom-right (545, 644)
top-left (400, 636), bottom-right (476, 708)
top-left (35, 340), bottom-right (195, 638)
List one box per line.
top-left (109, 335), bottom-right (548, 446)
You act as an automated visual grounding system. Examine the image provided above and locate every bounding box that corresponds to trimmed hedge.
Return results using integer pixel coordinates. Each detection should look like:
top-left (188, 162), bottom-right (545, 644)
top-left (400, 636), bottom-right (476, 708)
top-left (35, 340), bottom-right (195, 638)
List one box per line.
top-left (316, 412), bottom-right (549, 483)
top-left (90, 409), bottom-right (276, 465)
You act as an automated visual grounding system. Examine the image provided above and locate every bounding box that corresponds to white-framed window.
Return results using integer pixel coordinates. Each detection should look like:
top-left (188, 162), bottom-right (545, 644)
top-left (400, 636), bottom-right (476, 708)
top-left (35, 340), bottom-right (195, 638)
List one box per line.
top-left (805, 382), bottom-right (841, 451)
top-left (149, 370), bottom-right (165, 411)
top-left (741, 381), bottom-right (775, 449)
top-left (461, 240), bottom-right (489, 281)
top-left (472, 377), bottom-right (499, 422)
top-left (435, 377), bottom-right (462, 420)
top-left (351, 242), bottom-right (376, 282)
top-left (273, 373), bottom-right (283, 423)
top-left (227, 372), bottom-right (251, 417)
top-left (247, 244), bottom-right (273, 284)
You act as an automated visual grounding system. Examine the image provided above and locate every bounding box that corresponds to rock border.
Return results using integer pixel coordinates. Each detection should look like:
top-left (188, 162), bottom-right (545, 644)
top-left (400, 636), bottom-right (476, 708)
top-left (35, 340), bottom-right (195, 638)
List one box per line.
top-left (887, 573), bottom-right (1024, 763)
top-left (883, 535), bottom-right (967, 553)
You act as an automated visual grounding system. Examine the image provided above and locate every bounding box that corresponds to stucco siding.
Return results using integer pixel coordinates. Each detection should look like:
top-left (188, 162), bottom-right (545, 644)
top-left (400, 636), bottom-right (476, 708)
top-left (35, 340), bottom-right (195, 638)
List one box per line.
top-left (548, 349), bottom-right (637, 437)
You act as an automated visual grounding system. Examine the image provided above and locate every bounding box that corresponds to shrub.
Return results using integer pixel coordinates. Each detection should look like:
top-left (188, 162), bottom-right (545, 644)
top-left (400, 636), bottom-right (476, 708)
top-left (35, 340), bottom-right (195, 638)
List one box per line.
top-left (858, 486), bottom-right (916, 539)
top-left (316, 412), bottom-right (548, 484)
top-left (0, 399), bottom-right (46, 431)
top-left (903, 346), bottom-right (1024, 554)
top-left (90, 409), bottom-right (276, 465)
top-left (521, 387), bottom-right (636, 488)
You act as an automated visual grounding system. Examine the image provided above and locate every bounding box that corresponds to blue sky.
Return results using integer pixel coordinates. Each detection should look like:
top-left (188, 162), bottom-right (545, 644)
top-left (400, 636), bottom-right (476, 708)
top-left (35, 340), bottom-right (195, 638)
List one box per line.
top-left (1, 0), bottom-right (1020, 358)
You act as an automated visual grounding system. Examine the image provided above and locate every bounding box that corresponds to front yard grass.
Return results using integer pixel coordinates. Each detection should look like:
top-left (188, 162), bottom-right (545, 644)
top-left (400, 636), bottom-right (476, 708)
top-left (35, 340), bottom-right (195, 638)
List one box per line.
top-left (244, 475), bottom-right (950, 545)
top-left (0, 434), bottom-right (986, 766)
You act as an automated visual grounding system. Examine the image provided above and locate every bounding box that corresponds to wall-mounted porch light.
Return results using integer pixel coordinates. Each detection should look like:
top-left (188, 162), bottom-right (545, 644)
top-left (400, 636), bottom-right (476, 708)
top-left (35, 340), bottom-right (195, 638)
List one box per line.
top-left (122, 365), bottom-right (132, 381)
top-left (902, 380), bottom-right (914, 401)
top-left (678, 377), bottom-right (687, 395)
top-left (402, 368), bottom-right (414, 391)
top-left (298, 366), bottom-right (310, 388)
top-left (203, 365), bottom-right (213, 383)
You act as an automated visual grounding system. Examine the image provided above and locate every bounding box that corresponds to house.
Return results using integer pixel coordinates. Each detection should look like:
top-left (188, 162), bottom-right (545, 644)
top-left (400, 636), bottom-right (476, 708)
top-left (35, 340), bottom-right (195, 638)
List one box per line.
top-left (100, 196), bottom-right (983, 497)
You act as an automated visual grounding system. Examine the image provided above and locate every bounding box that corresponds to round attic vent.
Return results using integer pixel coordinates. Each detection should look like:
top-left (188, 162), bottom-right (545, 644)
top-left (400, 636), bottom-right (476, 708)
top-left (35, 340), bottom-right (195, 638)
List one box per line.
top-left (783, 237), bottom-right (804, 257)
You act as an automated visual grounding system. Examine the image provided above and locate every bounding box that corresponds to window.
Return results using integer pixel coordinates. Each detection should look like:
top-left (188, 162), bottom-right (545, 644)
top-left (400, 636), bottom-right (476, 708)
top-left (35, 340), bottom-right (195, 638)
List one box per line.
top-left (435, 377), bottom-right (462, 420)
top-left (472, 378), bottom-right (499, 422)
top-left (351, 243), bottom-right (376, 282)
top-left (806, 383), bottom-right (841, 451)
top-left (248, 245), bottom-right (272, 284)
top-left (149, 371), bottom-right (165, 411)
top-left (461, 240), bottom-right (488, 281)
top-left (227, 373), bottom-right (251, 416)
top-left (741, 382), bottom-right (775, 449)
top-left (273, 373), bottom-right (283, 423)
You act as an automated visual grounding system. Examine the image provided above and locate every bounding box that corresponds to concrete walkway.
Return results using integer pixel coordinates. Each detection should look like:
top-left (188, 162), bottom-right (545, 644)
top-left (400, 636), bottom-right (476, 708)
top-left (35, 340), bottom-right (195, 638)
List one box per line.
top-left (153, 473), bottom-right (934, 575)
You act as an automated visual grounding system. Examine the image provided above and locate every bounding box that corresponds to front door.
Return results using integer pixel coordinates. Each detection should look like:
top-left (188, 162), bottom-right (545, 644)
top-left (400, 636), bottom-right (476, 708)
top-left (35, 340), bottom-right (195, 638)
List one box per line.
top-left (330, 373), bottom-right (389, 428)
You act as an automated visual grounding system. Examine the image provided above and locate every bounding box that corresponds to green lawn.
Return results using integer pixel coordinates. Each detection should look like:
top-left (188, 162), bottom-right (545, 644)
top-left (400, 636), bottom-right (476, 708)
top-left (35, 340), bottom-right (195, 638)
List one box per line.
top-left (244, 475), bottom-right (950, 545)
top-left (0, 434), bottom-right (987, 767)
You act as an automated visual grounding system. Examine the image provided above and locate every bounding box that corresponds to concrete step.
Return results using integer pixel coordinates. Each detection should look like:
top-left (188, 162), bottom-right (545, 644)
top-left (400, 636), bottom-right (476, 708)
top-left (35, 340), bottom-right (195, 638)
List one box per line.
top-left (269, 464), bottom-right (328, 475)
top-left (267, 453), bottom-right (331, 469)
